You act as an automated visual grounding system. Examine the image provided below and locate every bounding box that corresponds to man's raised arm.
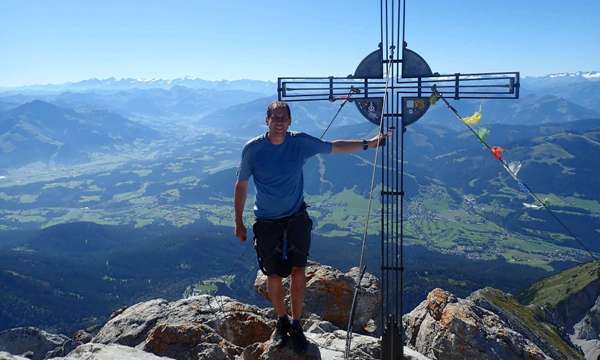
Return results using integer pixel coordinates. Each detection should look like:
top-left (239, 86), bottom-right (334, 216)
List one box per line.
top-left (234, 180), bottom-right (249, 242)
top-left (331, 132), bottom-right (389, 154)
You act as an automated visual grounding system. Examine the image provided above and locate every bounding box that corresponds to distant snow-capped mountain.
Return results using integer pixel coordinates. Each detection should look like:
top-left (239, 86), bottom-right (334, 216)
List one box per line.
top-left (536, 71), bottom-right (600, 80)
top-left (1, 77), bottom-right (277, 95)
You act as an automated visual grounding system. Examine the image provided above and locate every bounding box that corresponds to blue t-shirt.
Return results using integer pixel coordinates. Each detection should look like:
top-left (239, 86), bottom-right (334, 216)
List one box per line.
top-left (237, 131), bottom-right (332, 219)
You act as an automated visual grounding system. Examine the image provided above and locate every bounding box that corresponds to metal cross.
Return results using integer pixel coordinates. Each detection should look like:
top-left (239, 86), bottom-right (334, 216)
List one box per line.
top-left (277, 1), bottom-right (519, 359)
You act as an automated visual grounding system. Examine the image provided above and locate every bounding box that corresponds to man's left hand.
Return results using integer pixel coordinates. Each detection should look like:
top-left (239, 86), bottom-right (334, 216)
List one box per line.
top-left (367, 131), bottom-right (392, 148)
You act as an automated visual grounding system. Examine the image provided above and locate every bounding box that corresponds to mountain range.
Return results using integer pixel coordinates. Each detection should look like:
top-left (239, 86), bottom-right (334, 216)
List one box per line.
top-left (0, 101), bottom-right (160, 168)
top-left (0, 78), bottom-right (276, 94)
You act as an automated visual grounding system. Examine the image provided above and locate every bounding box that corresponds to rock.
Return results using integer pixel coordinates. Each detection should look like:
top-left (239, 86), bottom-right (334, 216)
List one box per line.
top-left (571, 295), bottom-right (600, 360)
top-left (47, 343), bottom-right (174, 359)
top-left (254, 261), bottom-right (380, 334)
top-left (0, 327), bottom-right (70, 360)
top-left (570, 338), bottom-right (600, 360)
top-left (241, 317), bottom-right (429, 360)
top-left (92, 299), bottom-right (169, 347)
top-left (71, 331), bottom-right (92, 344)
top-left (0, 352), bottom-right (29, 360)
top-left (142, 323), bottom-right (240, 359)
top-left (44, 339), bottom-right (82, 359)
top-left (403, 288), bottom-right (552, 360)
top-left (573, 296), bottom-right (600, 340)
top-left (241, 340), bottom-right (322, 360)
top-left (212, 309), bottom-right (272, 348)
top-left (92, 295), bottom-right (271, 359)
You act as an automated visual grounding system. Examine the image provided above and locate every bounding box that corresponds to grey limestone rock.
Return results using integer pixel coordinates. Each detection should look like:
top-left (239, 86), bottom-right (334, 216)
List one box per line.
top-left (47, 343), bottom-right (174, 360)
top-left (571, 295), bottom-right (600, 360)
top-left (0, 352), bottom-right (30, 360)
top-left (92, 295), bottom-right (271, 359)
top-left (573, 295), bottom-right (600, 340)
top-left (403, 288), bottom-right (551, 360)
top-left (0, 327), bottom-right (70, 360)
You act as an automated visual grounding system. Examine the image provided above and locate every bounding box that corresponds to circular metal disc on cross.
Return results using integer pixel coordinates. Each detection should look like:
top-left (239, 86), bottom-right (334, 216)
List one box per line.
top-left (352, 44), bottom-right (435, 126)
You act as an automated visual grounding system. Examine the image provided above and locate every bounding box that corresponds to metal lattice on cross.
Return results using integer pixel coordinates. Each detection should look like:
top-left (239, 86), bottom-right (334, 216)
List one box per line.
top-left (278, 1), bottom-right (519, 359)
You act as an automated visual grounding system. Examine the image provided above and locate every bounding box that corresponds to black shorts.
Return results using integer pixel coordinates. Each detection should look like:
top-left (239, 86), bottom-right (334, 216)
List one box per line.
top-left (253, 208), bottom-right (313, 278)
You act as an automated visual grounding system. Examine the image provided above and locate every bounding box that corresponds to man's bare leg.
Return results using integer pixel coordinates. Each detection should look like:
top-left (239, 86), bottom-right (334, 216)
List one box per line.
top-left (267, 274), bottom-right (287, 317)
top-left (290, 266), bottom-right (306, 320)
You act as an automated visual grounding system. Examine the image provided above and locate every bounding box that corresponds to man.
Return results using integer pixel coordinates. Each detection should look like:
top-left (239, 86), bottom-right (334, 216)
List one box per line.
top-left (234, 100), bottom-right (386, 354)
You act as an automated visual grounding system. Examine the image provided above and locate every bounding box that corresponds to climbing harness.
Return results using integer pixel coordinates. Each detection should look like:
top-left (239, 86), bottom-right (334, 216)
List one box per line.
top-left (253, 205), bottom-right (311, 275)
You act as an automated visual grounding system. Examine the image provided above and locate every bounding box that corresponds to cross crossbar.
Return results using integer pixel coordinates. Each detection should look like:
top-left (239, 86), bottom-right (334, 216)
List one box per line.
top-left (278, 71), bottom-right (519, 102)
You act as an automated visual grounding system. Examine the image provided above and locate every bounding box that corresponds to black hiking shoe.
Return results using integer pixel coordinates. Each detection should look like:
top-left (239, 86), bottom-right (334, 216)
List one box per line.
top-left (272, 316), bottom-right (290, 348)
top-left (289, 320), bottom-right (308, 354)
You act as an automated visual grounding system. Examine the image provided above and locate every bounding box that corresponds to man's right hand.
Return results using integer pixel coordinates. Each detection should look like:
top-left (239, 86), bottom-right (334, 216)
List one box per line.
top-left (235, 222), bottom-right (247, 242)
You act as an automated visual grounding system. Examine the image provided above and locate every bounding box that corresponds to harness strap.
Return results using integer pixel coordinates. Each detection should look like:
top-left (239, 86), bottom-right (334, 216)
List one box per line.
top-left (282, 227), bottom-right (289, 260)
top-left (257, 206), bottom-right (308, 261)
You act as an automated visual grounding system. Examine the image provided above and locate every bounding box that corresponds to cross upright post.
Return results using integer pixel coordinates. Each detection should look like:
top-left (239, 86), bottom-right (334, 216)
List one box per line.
top-left (278, 1), bottom-right (519, 359)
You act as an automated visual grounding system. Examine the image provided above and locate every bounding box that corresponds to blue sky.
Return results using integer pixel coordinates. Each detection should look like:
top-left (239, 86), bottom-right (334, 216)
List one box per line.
top-left (1, 0), bottom-right (599, 87)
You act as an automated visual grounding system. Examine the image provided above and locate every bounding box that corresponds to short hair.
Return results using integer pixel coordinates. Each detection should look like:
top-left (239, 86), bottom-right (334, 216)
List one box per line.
top-left (267, 100), bottom-right (291, 119)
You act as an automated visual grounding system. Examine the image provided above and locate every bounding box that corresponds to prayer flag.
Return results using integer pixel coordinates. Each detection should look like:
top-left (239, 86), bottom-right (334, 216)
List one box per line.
top-left (508, 161), bottom-right (522, 177)
top-left (491, 146), bottom-right (504, 160)
top-left (462, 111), bottom-right (481, 125)
top-left (476, 128), bottom-right (490, 141)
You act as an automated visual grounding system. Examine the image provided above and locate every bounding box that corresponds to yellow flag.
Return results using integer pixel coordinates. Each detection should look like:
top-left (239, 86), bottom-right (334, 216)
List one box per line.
top-left (462, 111), bottom-right (481, 125)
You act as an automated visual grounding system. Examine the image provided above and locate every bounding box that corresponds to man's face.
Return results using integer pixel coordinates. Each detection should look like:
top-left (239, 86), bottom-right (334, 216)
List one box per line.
top-left (266, 107), bottom-right (291, 136)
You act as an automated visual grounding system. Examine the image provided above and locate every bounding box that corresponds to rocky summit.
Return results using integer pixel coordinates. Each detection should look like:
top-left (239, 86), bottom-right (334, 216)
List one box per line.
top-left (0, 261), bottom-right (594, 359)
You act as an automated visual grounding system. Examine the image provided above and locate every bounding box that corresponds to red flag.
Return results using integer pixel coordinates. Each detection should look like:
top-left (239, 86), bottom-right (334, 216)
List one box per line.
top-left (491, 146), bottom-right (504, 160)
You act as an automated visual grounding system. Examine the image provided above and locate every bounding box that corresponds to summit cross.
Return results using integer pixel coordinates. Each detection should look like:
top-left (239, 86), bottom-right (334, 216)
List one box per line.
top-left (277, 1), bottom-right (520, 359)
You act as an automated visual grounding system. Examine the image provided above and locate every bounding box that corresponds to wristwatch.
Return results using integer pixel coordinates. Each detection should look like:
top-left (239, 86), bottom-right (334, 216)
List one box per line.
top-left (362, 139), bottom-right (369, 150)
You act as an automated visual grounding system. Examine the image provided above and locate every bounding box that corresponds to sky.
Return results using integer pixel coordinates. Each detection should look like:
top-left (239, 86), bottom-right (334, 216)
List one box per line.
top-left (1, 0), bottom-right (599, 87)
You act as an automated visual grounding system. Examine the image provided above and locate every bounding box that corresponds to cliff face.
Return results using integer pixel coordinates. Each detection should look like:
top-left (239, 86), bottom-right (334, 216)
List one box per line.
top-left (519, 261), bottom-right (600, 328)
top-left (518, 260), bottom-right (600, 359)
top-left (571, 296), bottom-right (600, 360)
top-left (469, 288), bottom-right (584, 360)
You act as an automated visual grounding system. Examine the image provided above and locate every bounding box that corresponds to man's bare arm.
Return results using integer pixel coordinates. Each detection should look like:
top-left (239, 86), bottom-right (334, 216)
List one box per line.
top-left (234, 180), bottom-right (249, 241)
top-left (331, 132), bottom-right (389, 154)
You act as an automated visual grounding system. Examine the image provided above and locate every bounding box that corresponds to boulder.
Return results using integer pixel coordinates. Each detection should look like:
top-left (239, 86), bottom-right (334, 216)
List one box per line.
top-left (254, 261), bottom-right (380, 334)
top-left (47, 343), bottom-right (173, 360)
top-left (403, 288), bottom-right (551, 360)
top-left (142, 323), bottom-right (239, 360)
top-left (0, 327), bottom-right (70, 360)
top-left (92, 295), bottom-right (272, 359)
